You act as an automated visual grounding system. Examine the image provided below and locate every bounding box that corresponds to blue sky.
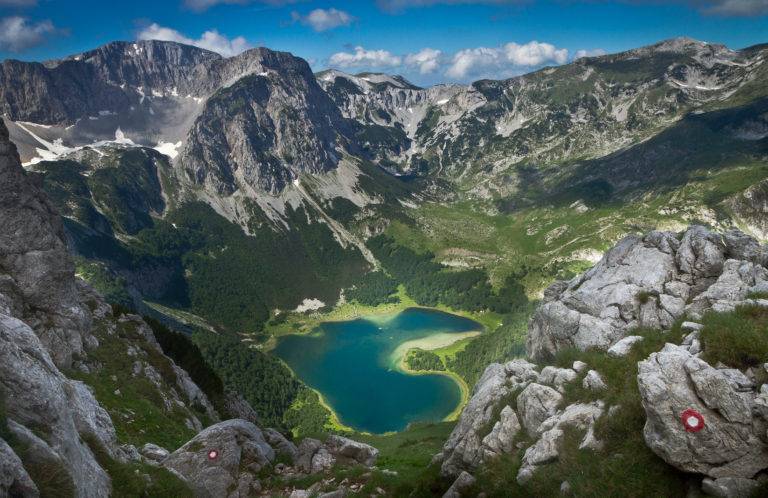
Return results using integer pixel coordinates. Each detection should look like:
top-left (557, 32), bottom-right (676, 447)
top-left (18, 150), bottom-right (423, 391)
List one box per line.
top-left (1, 0), bottom-right (767, 85)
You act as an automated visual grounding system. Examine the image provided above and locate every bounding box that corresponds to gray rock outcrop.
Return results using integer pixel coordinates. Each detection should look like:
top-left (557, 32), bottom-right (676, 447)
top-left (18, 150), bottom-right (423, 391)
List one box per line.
top-left (527, 226), bottom-right (768, 360)
top-left (439, 360), bottom-right (538, 477)
top-left (637, 344), bottom-right (768, 479)
top-left (517, 383), bottom-right (563, 436)
top-left (324, 435), bottom-right (379, 467)
top-left (0, 311), bottom-right (113, 497)
top-left (162, 419), bottom-right (275, 498)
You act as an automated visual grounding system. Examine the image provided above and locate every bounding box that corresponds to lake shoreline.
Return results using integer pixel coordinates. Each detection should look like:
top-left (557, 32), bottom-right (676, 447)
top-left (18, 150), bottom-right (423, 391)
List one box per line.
top-left (394, 338), bottom-right (474, 423)
top-left (271, 304), bottom-right (488, 434)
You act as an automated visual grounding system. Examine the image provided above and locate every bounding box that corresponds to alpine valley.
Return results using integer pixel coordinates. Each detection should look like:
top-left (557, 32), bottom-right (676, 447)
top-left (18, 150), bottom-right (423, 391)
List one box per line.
top-left (2, 32), bottom-right (768, 497)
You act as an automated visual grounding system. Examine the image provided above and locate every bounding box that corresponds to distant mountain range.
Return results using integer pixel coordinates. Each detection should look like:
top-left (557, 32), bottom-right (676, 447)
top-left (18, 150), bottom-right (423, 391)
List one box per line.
top-left (1, 36), bottom-right (766, 333)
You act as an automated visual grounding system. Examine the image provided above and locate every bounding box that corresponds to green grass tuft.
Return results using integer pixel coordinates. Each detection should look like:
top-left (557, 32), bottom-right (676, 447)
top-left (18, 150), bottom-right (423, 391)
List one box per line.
top-left (700, 305), bottom-right (768, 371)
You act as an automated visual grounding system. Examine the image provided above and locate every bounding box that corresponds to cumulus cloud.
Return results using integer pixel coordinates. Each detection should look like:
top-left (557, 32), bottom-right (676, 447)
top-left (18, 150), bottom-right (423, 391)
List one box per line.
top-left (329, 46), bottom-right (402, 68)
top-left (291, 8), bottom-right (355, 32)
top-left (137, 23), bottom-right (251, 57)
top-left (445, 41), bottom-right (568, 79)
top-left (575, 48), bottom-right (607, 59)
top-left (405, 48), bottom-right (443, 74)
top-left (183, 0), bottom-right (300, 12)
top-left (0, 16), bottom-right (56, 53)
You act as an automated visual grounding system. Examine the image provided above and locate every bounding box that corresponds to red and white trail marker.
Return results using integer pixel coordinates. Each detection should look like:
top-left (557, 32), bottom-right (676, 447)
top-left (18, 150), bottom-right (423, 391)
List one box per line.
top-left (681, 409), bottom-right (705, 433)
top-left (207, 449), bottom-right (219, 460)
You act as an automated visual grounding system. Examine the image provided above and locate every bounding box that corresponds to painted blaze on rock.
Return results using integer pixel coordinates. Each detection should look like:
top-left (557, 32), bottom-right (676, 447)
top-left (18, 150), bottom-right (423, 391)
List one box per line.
top-left (681, 409), bottom-right (705, 433)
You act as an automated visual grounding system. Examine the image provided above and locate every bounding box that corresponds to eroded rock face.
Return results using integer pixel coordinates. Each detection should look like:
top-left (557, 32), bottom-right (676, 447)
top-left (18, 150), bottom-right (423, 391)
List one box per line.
top-left (517, 401), bottom-right (605, 484)
top-left (527, 226), bottom-right (768, 361)
top-left (162, 419), bottom-right (275, 498)
top-left (517, 383), bottom-right (563, 436)
top-left (0, 314), bottom-right (114, 497)
top-left (439, 360), bottom-right (538, 477)
top-left (0, 119), bottom-right (92, 369)
top-left (637, 344), bottom-right (768, 479)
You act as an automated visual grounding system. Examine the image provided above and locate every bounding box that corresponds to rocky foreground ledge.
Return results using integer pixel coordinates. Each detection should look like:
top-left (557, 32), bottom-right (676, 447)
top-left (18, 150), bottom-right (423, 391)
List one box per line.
top-left (528, 226), bottom-right (768, 361)
top-left (436, 226), bottom-right (768, 498)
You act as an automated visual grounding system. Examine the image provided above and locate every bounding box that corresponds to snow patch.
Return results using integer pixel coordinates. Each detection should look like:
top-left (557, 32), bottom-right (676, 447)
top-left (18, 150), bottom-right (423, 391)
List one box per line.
top-left (294, 298), bottom-right (325, 313)
top-left (154, 140), bottom-right (182, 159)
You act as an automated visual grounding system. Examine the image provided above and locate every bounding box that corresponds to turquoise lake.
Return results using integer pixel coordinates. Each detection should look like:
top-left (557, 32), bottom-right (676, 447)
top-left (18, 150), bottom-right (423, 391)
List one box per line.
top-left (273, 307), bottom-right (482, 433)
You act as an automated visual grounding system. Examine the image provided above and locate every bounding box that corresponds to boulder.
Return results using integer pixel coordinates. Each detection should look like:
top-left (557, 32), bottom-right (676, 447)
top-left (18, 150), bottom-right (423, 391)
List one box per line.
top-left (527, 230), bottom-right (683, 360)
top-left (637, 344), bottom-right (768, 479)
top-left (572, 361), bottom-right (588, 373)
top-left (517, 383), bottom-right (563, 436)
top-left (162, 419), bottom-right (275, 498)
top-left (607, 335), bottom-right (644, 357)
top-left (582, 370), bottom-right (607, 391)
top-left (263, 428), bottom-right (298, 462)
top-left (517, 428), bottom-right (563, 484)
top-left (141, 443), bottom-right (170, 463)
top-left (324, 435), bottom-right (379, 467)
top-left (296, 438), bottom-right (323, 473)
top-left (516, 401), bottom-right (605, 483)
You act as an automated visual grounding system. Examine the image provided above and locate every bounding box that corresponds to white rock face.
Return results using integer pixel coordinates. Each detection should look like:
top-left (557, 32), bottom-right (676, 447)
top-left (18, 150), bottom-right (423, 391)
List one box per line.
top-left (481, 406), bottom-right (521, 459)
top-left (637, 344), bottom-right (768, 479)
top-left (582, 370), bottom-right (608, 391)
top-left (607, 335), bottom-right (644, 357)
top-left (439, 360), bottom-right (538, 477)
top-left (527, 226), bottom-right (768, 360)
top-left (517, 383), bottom-right (564, 436)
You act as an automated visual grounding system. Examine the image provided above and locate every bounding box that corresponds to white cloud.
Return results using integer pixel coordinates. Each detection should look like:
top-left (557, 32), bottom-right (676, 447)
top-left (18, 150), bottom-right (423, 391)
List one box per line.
top-left (446, 41), bottom-right (568, 79)
top-left (575, 48), bottom-right (607, 60)
top-left (504, 41), bottom-right (568, 66)
top-left (137, 23), bottom-right (251, 57)
top-left (329, 46), bottom-right (402, 68)
top-left (291, 8), bottom-right (355, 32)
top-left (0, 16), bottom-right (56, 53)
top-left (405, 48), bottom-right (443, 74)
